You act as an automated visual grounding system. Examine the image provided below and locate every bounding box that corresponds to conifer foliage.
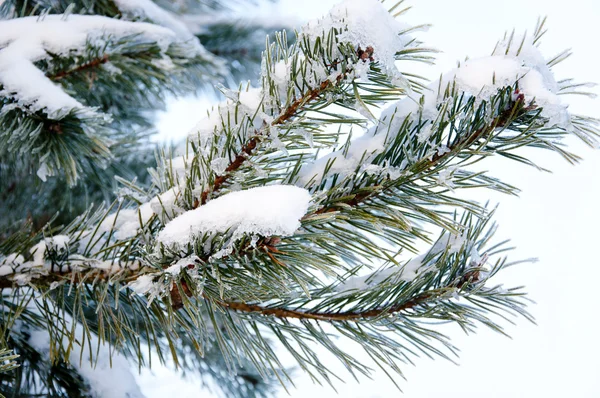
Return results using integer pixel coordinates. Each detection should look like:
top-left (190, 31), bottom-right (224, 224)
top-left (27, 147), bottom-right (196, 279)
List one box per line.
top-left (0, 0), bottom-right (598, 396)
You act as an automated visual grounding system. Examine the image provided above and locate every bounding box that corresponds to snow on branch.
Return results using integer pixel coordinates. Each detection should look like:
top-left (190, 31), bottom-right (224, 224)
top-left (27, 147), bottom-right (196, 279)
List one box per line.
top-left (297, 33), bottom-right (582, 187)
top-left (187, 86), bottom-right (265, 151)
top-left (301, 0), bottom-right (412, 87)
top-left (0, 14), bottom-right (198, 119)
top-left (0, 184), bottom-right (310, 289)
top-left (158, 185), bottom-right (312, 256)
top-left (158, 0), bottom-right (418, 220)
top-left (335, 231), bottom-right (472, 294)
top-left (263, 0), bottom-right (416, 113)
top-left (98, 185), bottom-right (184, 240)
top-left (0, 234), bottom-right (141, 286)
top-left (1, 2), bottom-right (597, 392)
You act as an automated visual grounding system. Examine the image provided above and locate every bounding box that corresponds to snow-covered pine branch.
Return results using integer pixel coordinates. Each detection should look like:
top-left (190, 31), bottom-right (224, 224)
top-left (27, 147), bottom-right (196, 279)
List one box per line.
top-left (0, 0), bottom-right (598, 396)
top-left (298, 18), bottom-right (595, 192)
top-left (0, 0), bottom-right (297, 249)
top-left (0, 3), bottom-right (220, 184)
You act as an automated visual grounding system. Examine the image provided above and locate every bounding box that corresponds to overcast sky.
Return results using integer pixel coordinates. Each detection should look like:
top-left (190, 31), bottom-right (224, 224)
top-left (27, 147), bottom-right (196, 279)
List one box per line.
top-left (145, 0), bottom-right (600, 396)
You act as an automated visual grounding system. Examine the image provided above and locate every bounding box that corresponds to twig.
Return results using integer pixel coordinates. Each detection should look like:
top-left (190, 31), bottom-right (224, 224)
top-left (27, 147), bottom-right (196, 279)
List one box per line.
top-left (211, 271), bottom-right (479, 321)
top-left (310, 98), bottom-right (530, 216)
top-left (49, 54), bottom-right (110, 81)
top-left (197, 75), bottom-right (344, 206)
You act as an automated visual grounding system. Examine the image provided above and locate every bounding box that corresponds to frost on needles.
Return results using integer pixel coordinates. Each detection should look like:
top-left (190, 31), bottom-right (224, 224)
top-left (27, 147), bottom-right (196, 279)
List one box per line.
top-left (0, 0), bottom-right (599, 397)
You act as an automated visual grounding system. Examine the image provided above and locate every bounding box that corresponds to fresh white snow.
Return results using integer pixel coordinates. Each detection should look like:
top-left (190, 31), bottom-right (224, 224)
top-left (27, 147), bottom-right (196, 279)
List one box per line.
top-left (298, 36), bottom-right (572, 187)
top-left (129, 274), bottom-right (156, 295)
top-left (298, 132), bottom-right (386, 186)
top-left (100, 202), bottom-right (155, 240)
top-left (157, 185), bottom-right (312, 251)
top-left (336, 232), bottom-right (470, 293)
top-left (0, 233), bottom-right (141, 284)
top-left (128, 255), bottom-right (200, 294)
top-left (0, 14), bottom-right (184, 120)
top-left (302, 0), bottom-right (411, 86)
top-left (98, 185), bottom-right (186, 240)
top-left (188, 86), bottom-right (264, 145)
top-left (385, 37), bottom-right (568, 131)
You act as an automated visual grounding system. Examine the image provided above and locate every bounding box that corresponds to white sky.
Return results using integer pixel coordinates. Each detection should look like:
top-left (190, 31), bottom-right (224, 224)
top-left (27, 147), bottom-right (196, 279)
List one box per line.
top-left (147, 0), bottom-right (600, 396)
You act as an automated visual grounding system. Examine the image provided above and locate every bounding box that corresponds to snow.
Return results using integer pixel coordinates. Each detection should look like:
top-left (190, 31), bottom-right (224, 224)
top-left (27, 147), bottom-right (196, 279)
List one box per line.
top-left (169, 155), bottom-right (189, 178)
top-left (27, 235), bottom-right (70, 267)
top-left (265, 60), bottom-right (292, 103)
top-left (450, 53), bottom-right (568, 128)
top-left (298, 36), bottom-right (572, 187)
top-left (36, 162), bottom-right (50, 182)
top-left (0, 233), bottom-right (141, 284)
top-left (0, 15), bottom-right (178, 119)
top-left (209, 157), bottom-right (229, 175)
top-left (0, 253), bottom-right (25, 276)
top-left (239, 87), bottom-right (264, 112)
top-left (48, 235), bottom-right (70, 250)
top-left (157, 185), bottom-right (312, 252)
top-left (98, 176), bottom-right (189, 243)
top-left (301, 0), bottom-right (411, 85)
top-left (100, 202), bottom-right (155, 240)
top-left (150, 187), bottom-right (184, 222)
top-left (129, 255), bottom-right (201, 295)
top-left (428, 38), bottom-right (568, 128)
top-left (437, 145), bottom-right (451, 156)
top-left (113, 0), bottom-right (198, 43)
top-left (129, 274), bottom-right (156, 294)
top-left (262, 0), bottom-right (412, 112)
top-left (298, 133), bottom-right (386, 186)
top-left (494, 34), bottom-right (558, 92)
top-left (164, 255), bottom-right (200, 275)
top-left (184, 1), bottom-right (412, 188)
top-left (336, 232), bottom-right (468, 293)
top-left (437, 165), bottom-right (459, 189)
top-left (99, 186), bottom-right (186, 240)
top-left (27, 315), bottom-right (143, 398)
top-left (188, 87), bottom-right (264, 145)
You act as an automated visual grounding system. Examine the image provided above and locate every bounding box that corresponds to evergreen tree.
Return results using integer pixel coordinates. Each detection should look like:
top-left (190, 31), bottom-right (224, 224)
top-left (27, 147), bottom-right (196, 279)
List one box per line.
top-left (0, 0), bottom-right (597, 396)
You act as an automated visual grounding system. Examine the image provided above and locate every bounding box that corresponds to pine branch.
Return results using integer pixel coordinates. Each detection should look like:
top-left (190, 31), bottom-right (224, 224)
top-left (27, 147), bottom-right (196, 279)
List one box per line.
top-left (0, 268), bottom-right (144, 289)
top-left (0, 349), bottom-right (19, 374)
top-left (199, 135), bottom-right (260, 206)
top-left (211, 269), bottom-right (480, 322)
top-left (48, 54), bottom-right (110, 81)
top-left (186, 95), bottom-right (532, 270)
top-left (1, 1), bottom-right (598, 395)
top-left (310, 95), bottom-right (531, 216)
top-left (198, 70), bottom-right (346, 205)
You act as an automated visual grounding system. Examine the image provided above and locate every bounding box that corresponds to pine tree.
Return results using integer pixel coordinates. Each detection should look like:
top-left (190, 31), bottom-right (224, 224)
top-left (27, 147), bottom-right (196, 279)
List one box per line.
top-left (0, 0), bottom-right (598, 396)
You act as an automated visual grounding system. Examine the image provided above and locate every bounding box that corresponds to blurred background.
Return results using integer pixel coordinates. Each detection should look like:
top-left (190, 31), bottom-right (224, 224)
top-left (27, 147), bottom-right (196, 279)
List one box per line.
top-left (142, 0), bottom-right (600, 396)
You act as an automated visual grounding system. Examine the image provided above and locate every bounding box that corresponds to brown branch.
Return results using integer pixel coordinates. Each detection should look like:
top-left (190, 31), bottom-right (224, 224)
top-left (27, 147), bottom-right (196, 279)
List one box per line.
top-left (309, 99), bottom-right (530, 216)
top-left (211, 269), bottom-right (480, 322)
top-left (200, 136), bottom-right (260, 205)
top-left (196, 46), bottom-right (370, 206)
top-left (197, 76), bottom-right (343, 206)
top-left (48, 47), bottom-right (171, 82)
top-left (49, 54), bottom-right (110, 81)
top-left (212, 291), bottom-right (434, 321)
top-left (0, 267), bottom-right (145, 289)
